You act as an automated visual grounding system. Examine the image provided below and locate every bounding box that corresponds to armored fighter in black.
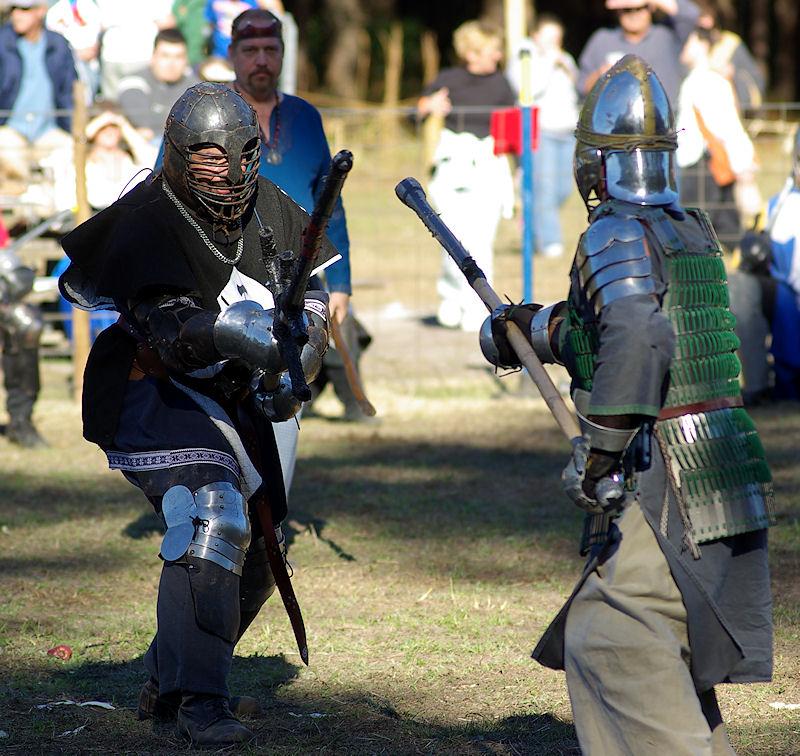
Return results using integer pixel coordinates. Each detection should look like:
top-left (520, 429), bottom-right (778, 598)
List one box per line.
top-left (485, 56), bottom-right (774, 754)
top-left (59, 83), bottom-right (335, 747)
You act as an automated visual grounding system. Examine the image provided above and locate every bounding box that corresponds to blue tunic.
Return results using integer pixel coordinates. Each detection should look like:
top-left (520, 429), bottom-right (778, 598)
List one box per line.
top-left (258, 93), bottom-right (351, 295)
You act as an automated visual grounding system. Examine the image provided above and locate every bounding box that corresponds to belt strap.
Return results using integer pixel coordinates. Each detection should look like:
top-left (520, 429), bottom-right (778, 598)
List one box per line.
top-left (657, 394), bottom-right (742, 421)
top-left (116, 315), bottom-right (169, 380)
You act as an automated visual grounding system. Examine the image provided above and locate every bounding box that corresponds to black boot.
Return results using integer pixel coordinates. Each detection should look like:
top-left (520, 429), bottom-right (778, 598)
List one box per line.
top-left (176, 694), bottom-right (254, 747)
top-left (6, 418), bottom-right (47, 448)
top-left (138, 679), bottom-right (262, 722)
top-left (136, 678), bottom-right (179, 721)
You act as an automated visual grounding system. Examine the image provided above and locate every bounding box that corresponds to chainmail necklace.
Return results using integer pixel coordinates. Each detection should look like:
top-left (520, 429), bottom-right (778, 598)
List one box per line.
top-left (163, 180), bottom-right (244, 266)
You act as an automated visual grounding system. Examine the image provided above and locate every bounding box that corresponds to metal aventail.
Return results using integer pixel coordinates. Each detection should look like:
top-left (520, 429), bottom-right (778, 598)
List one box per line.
top-left (163, 180), bottom-right (244, 266)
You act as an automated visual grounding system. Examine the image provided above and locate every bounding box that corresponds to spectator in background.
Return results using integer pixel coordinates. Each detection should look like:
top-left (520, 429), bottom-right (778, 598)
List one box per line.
top-left (0, 0), bottom-right (76, 190)
top-left (207, 0), bottom-right (297, 93)
top-left (695, 0), bottom-right (765, 111)
top-left (578, 0), bottom-right (699, 105)
top-left (507, 14), bottom-right (578, 259)
top-left (45, 102), bottom-right (157, 213)
top-left (82, 104), bottom-right (158, 210)
top-left (676, 27), bottom-right (760, 250)
top-left (49, 104), bottom-right (154, 345)
top-left (729, 126), bottom-right (800, 404)
top-left (226, 7), bottom-right (361, 460)
top-left (45, 0), bottom-right (102, 104)
top-left (117, 28), bottom-right (199, 147)
top-left (172, 0), bottom-right (209, 67)
top-left (417, 20), bottom-right (515, 331)
top-left (96, 0), bottom-right (174, 100)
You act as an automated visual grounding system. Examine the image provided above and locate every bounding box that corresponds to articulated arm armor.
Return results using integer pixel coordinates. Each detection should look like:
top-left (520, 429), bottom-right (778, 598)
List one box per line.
top-left (131, 292), bottom-right (329, 421)
top-left (561, 213), bottom-right (660, 512)
top-left (0, 249), bottom-right (42, 350)
top-left (480, 301), bottom-right (569, 370)
top-left (574, 214), bottom-right (655, 314)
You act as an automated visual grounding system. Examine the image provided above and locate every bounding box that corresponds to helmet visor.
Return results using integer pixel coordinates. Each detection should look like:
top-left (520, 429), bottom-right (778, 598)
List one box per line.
top-left (185, 139), bottom-right (261, 222)
top-left (604, 149), bottom-right (678, 205)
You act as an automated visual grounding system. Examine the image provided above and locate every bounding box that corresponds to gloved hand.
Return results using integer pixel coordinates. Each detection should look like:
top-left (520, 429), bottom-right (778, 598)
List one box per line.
top-left (479, 302), bottom-right (542, 369)
top-left (562, 437), bottom-right (626, 514)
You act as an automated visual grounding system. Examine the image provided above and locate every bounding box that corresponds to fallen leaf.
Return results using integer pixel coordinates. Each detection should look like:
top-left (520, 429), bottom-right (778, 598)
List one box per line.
top-left (46, 645), bottom-right (72, 661)
top-left (57, 724), bottom-right (87, 737)
top-left (35, 700), bottom-right (115, 711)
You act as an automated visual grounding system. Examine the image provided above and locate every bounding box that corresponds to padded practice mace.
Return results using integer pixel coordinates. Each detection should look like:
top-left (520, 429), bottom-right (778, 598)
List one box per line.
top-left (395, 177), bottom-right (581, 444)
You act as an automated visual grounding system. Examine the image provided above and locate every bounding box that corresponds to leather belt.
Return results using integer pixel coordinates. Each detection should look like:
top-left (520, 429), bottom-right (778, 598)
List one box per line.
top-left (116, 316), bottom-right (169, 380)
top-left (658, 394), bottom-right (743, 421)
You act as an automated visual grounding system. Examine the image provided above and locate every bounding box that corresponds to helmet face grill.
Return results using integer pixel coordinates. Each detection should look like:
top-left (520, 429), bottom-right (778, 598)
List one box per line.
top-left (185, 138), bottom-right (261, 223)
top-left (163, 83), bottom-right (261, 225)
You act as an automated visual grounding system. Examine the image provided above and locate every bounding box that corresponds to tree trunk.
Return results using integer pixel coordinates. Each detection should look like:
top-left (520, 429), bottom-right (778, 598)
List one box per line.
top-left (773, 0), bottom-right (799, 100)
top-left (747, 0), bottom-right (770, 85)
top-left (324, 0), bottom-right (368, 99)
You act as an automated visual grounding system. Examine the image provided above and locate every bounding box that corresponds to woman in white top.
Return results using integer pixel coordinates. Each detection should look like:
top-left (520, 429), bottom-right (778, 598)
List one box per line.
top-left (676, 27), bottom-right (760, 250)
top-left (508, 14), bottom-right (578, 259)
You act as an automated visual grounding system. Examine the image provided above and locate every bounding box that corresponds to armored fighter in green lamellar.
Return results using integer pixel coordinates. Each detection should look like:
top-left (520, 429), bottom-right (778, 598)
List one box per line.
top-left (484, 55), bottom-right (774, 754)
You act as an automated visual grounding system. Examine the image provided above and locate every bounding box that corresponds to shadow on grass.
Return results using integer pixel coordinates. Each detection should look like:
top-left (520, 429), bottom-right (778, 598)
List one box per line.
top-left (2, 652), bottom-right (580, 755)
top-left (2, 431), bottom-right (582, 574)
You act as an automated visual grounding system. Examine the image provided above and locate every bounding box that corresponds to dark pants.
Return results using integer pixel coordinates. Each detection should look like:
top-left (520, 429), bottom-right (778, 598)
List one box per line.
top-left (2, 342), bottom-right (40, 427)
top-left (310, 311), bottom-right (370, 417)
top-left (138, 468), bottom-right (276, 698)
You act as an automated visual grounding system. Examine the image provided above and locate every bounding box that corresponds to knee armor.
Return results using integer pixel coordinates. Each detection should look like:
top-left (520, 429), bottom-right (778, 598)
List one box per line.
top-left (160, 481), bottom-right (252, 575)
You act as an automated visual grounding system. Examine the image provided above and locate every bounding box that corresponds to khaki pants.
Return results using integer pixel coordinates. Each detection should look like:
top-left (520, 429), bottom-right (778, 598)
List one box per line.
top-left (0, 125), bottom-right (73, 182)
top-left (564, 501), bottom-right (736, 755)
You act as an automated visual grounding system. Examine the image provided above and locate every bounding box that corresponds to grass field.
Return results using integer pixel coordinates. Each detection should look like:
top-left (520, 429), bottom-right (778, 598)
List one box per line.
top-left (1, 130), bottom-right (799, 754)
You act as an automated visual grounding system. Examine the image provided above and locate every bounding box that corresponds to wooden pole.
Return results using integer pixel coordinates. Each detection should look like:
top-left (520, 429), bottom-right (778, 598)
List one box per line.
top-left (504, 0), bottom-right (527, 69)
top-left (380, 21), bottom-right (403, 144)
top-left (420, 29), bottom-right (442, 170)
top-left (70, 81), bottom-right (91, 403)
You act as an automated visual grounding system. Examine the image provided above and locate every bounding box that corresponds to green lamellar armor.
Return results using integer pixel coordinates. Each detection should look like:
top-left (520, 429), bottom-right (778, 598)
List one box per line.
top-left (566, 203), bottom-right (774, 543)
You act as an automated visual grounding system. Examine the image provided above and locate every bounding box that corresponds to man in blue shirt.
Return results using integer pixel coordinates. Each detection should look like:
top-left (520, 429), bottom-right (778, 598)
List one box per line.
top-left (0, 0), bottom-right (76, 185)
top-left (227, 8), bottom-right (351, 320)
top-left (225, 7), bottom-right (362, 480)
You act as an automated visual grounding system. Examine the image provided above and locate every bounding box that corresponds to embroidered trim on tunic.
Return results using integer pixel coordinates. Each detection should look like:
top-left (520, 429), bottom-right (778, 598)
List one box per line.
top-left (106, 448), bottom-right (241, 478)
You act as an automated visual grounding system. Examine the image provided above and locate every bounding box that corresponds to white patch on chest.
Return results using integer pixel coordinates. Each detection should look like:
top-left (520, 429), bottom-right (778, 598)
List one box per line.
top-left (216, 268), bottom-right (275, 312)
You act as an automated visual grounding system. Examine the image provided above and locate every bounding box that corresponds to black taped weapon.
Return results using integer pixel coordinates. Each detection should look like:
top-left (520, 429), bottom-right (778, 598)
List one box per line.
top-left (263, 149), bottom-right (353, 402)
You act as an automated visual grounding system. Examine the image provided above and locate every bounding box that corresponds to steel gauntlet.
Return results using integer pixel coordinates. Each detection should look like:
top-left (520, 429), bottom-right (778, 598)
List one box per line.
top-left (213, 300), bottom-right (286, 374)
top-left (562, 389), bottom-right (639, 514)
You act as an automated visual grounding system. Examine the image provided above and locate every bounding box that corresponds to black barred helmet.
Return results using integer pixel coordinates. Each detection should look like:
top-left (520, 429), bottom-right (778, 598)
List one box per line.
top-left (163, 83), bottom-right (261, 225)
top-left (574, 54), bottom-right (678, 209)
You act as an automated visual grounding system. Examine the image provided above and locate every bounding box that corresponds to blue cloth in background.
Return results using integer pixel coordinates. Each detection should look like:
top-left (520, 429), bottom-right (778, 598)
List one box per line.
top-left (205, 0), bottom-right (259, 58)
